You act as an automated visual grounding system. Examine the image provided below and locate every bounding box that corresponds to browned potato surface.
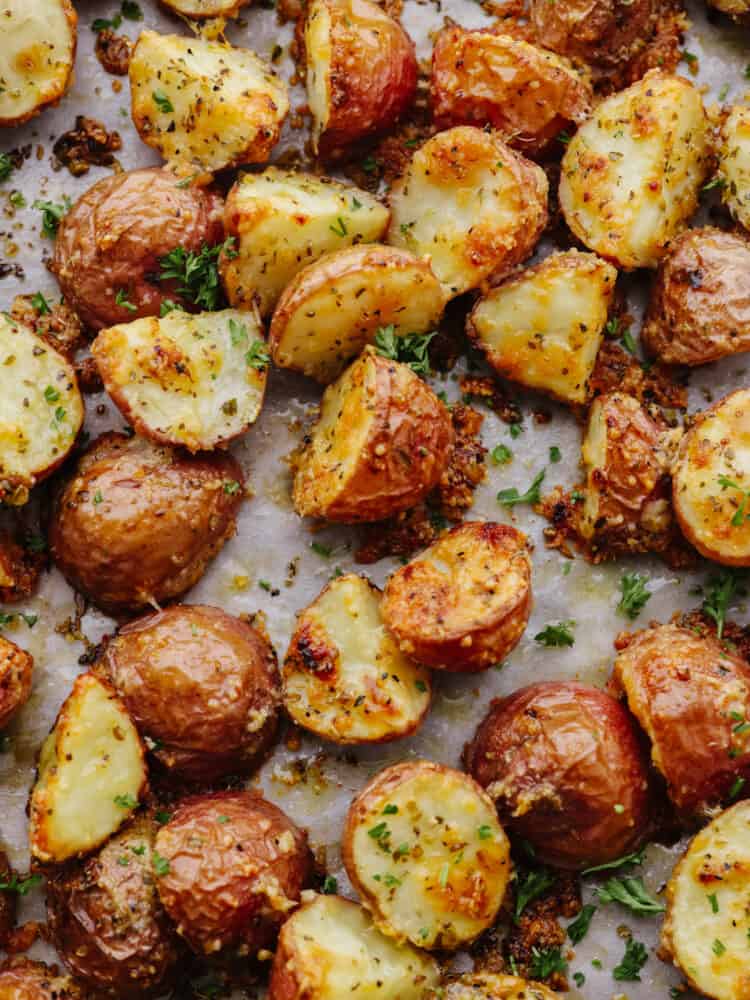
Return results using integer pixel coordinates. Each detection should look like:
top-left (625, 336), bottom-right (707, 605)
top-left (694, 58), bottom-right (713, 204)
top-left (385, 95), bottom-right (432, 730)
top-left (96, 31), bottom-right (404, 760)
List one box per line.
top-left (0, 635), bottom-right (33, 730)
top-left (719, 106), bottom-right (750, 230)
top-left (0, 958), bottom-right (82, 999)
top-left (160, 0), bottom-right (251, 16)
top-left (429, 973), bottom-right (559, 999)
top-left (49, 432), bottom-right (244, 614)
top-left (0, 852), bottom-right (17, 949)
top-left (709, 0), bottom-right (750, 19)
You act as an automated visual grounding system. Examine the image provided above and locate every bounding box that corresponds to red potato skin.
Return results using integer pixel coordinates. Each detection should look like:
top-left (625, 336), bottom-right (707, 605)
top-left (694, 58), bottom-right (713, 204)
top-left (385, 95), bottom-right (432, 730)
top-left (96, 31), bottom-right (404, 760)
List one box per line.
top-left (464, 681), bottom-right (651, 870)
top-left (0, 958), bottom-right (83, 999)
top-left (0, 636), bottom-right (33, 730)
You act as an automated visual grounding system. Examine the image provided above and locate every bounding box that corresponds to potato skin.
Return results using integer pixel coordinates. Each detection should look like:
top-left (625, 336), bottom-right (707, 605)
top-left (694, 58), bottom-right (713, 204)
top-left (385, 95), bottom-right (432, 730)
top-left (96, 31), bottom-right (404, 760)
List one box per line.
top-left (0, 851), bottom-right (17, 949)
top-left (51, 168), bottom-right (224, 332)
top-left (101, 604), bottom-right (280, 782)
top-left (464, 681), bottom-right (651, 870)
top-left (154, 791), bottom-right (312, 957)
top-left (0, 636), bottom-right (33, 730)
top-left (429, 973), bottom-right (558, 1000)
top-left (0, 958), bottom-right (82, 1000)
top-left (49, 432), bottom-right (244, 614)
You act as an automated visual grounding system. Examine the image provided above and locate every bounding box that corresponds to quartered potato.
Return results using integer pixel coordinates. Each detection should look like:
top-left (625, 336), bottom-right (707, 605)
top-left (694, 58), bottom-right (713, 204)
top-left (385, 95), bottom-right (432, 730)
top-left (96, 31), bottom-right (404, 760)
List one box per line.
top-left (343, 760), bottom-right (511, 950)
top-left (269, 245), bottom-right (445, 384)
top-left (0, 958), bottom-right (83, 1000)
top-left (662, 801), bottom-right (750, 1000)
top-left (0, 314), bottom-right (84, 505)
top-left (430, 973), bottom-right (558, 1000)
top-left (130, 31), bottom-right (289, 173)
top-left (718, 105), bottom-right (750, 232)
top-left (221, 168), bottom-right (389, 317)
top-left (293, 348), bottom-right (453, 523)
top-left (381, 523), bottom-right (532, 673)
top-left (560, 71), bottom-right (710, 269)
top-left (268, 893), bottom-right (441, 1000)
top-left (159, 0), bottom-right (251, 16)
top-left (468, 250), bottom-right (616, 405)
top-left (29, 673), bottom-right (147, 864)
top-left (672, 388), bottom-right (750, 566)
top-left (92, 309), bottom-right (268, 452)
top-left (0, 0), bottom-right (77, 127)
top-left (387, 127), bottom-right (548, 299)
top-left (283, 574), bottom-right (431, 744)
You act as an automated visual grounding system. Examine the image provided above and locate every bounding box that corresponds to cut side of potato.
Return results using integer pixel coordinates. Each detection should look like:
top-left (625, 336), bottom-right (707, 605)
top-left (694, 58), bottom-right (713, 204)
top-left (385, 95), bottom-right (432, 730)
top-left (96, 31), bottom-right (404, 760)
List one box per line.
top-left (719, 106), bottom-right (750, 232)
top-left (221, 168), bottom-right (389, 317)
top-left (0, 314), bottom-right (84, 505)
top-left (662, 801), bottom-right (750, 1000)
top-left (431, 972), bottom-right (558, 1000)
top-left (468, 250), bottom-right (616, 405)
top-left (560, 71), bottom-right (710, 269)
top-left (91, 309), bottom-right (267, 452)
top-left (130, 31), bottom-right (289, 173)
top-left (29, 673), bottom-right (147, 863)
top-left (269, 893), bottom-right (441, 1000)
top-left (343, 760), bottom-right (511, 949)
top-left (159, 0), bottom-right (251, 16)
top-left (269, 245), bottom-right (445, 383)
top-left (387, 126), bottom-right (548, 299)
top-left (283, 574), bottom-right (431, 744)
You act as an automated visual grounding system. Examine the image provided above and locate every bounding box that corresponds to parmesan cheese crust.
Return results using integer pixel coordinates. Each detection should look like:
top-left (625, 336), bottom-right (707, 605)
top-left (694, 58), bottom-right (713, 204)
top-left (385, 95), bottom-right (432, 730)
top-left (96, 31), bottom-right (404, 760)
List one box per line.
top-left (431, 973), bottom-right (558, 1000)
top-left (719, 105), bottom-right (750, 232)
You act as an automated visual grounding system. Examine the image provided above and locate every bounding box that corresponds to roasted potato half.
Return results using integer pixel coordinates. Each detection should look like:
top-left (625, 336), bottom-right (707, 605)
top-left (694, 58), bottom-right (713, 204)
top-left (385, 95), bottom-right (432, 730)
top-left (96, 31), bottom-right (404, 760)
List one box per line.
top-left (92, 309), bottom-right (268, 452)
top-left (0, 958), bottom-right (82, 1000)
top-left (708, 0), bottom-right (750, 20)
top-left (718, 105), bottom-right (750, 232)
top-left (672, 389), bottom-right (750, 566)
top-left (429, 973), bottom-right (558, 1000)
top-left (0, 635), bottom-right (33, 730)
top-left (0, 0), bottom-right (77, 127)
top-left (155, 791), bottom-right (312, 957)
top-left (468, 250), bottom-right (616, 405)
top-left (269, 245), bottom-right (445, 383)
top-left (560, 71), bottom-right (710, 269)
top-left (343, 760), bottom-right (511, 950)
top-left (268, 893), bottom-right (441, 1000)
top-left (283, 574), bottom-right (431, 744)
top-left (662, 801), bottom-right (750, 1000)
top-left (387, 127), bottom-right (548, 298)
top-left (49, 432), bottom-right (244, 613)
top-left (431, 28), bottom-right (592, 158)
top-left (160, 0), bottom-right (251, 16)
top-left (306, 0), bottom-right (417, 157)
top-left (29, 673), bottom-right (147, 864)
top-left (464, 681), bottom-right (651, 870)
top-left (130, 31), bottom-right (289, 173)
top-left (292, 348), bottom-right (453, 523)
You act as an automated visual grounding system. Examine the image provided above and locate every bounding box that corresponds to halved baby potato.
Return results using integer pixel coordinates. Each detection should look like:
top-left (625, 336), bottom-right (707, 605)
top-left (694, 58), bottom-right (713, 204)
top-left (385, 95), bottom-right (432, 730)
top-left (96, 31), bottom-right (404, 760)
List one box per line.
top-left (708, 0), bottom-right (750, 20)
top-left (283, 573), bottom-right (431, 744)
top-left (159, 0), bottom-right (251, 16)
top-left (430, 973), bottom-right (558, 1000)
top-left (268, 893), bottom-right (441, 1000)
top-left (560, 71), bottom-right (710, 269)
top-left (718, 106), bottom-right (750, 233)
top-left (672, 388), bottom-right (750, 566)
top-left (467, 250), bottom-right (616, 405)
top-left (29, 673), bottom-right (147, 864)
top-left (0, 313), bottom-right (84, 505)
top-left (130, 31), bottom-right (289, 173)
top-left (387, 126), bottom-right (548, 299)
top-left (269, 245), bottom-right (445, 384)
top-left (91, 309), bottom-right (267, 453)
top-left (381, 522), bottom-right (532, 673)
top-left (292, 347), bottom-right (453, 523)
top-left (662, 800), bottom-right (750, 1000)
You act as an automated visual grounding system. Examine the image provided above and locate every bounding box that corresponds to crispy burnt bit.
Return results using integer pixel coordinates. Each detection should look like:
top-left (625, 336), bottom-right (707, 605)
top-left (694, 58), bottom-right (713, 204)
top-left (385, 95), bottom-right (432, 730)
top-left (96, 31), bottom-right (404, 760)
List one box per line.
top-left (0, 957), bottom-right (83, 999)
top-left (0, 529), bottom-right (45, 604)
top-left (95, 29), bottom-right (132, 76)
top-left (0, 851), bottom-right (18, 950)
top-left (53, 117), bottom-right (123, 177)
top-left (589, 339), bottom-right (688, 412)
top-left (0, 635), bottom-right (33, 730)
top-left (10, 295), bottom-right (85, 361)
top-left (620, 1), bottom-right (687, 90)
top-left (503, 873), bottom-right (580, 992)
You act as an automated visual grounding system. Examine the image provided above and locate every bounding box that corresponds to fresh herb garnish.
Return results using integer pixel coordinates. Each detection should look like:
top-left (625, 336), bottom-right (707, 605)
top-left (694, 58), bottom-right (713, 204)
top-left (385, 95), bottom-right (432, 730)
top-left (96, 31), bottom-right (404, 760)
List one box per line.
top-left (158, 238), bottom-right (235, 311)
top-left (617, 572), bottom-right (652, 620)
top-left (115, 288), bottom-right (137, 313)
top-left (322, 875), bottom-right (338, 894)
top-left (613, 938), bottom-right (648, 981)
top-left (702, 569), bottom-right (742, 639)
top-left (153, 90), bottom-right (174, 114)
top-left (33, 197), bottom-right (71, 238)
top-left (491, 444), bottom-right (512, 465)
top-left (530, 946), bottom-right (567, 979)
top-left (497, 469), bottom-right (545, 508)
top-left (113, 793), bottom-right (138, 809)
top-left (514, 868), bottom-right (556, 921)
top-left (582, 846), bottom-right (646, 876)
top-left (595, 876), bottom-right (665, 915)
top-left (374, 325), bottom-right (436, 377)
top-left (0, 154), bottom-right (14, 183)
top-left (152, 851), bottom-right (170, 876)
top-left (534, 620), bottom-right (575, 647)
top-left (718, 474), bottom-right (750, 527)
top-left (0, 874), bottom-right (42, 896)
top-left (31, 292), bottom-right (51, 314)
top-left (568, 904), bottom-right (597, 944)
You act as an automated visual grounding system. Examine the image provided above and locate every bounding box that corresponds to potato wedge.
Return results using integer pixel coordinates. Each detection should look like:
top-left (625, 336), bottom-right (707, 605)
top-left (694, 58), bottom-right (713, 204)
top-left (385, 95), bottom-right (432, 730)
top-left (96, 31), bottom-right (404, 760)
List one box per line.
top-left (268, 893), bottom-right (441, 1000)
top-left (0, 636), bottom-right (33, 731)
top-left (292, 348), bottom-right (453, 523)
top-left (662, 801), bottom-right (750, 1000)
top-left (283, 574), bottom-right (431, 744)
top-left (92, 309), bottom-right (267, 452)
top-left (429, 973), bottom-right (558, 1000)
top-left (343, 760), bottom-right (511, 949)
top-left (269, 245), bottom-right (445, 383)
top-left (672, 389), bottom-right (750, 566)
top-left (29, 673), bottom-right (147, 864)
top-left (0, 313), bottom-right (84, 505)
top-left (387, 127), bottom-right (548, 299)
top-left (0, 0), bottom-right (77, 127)
top-left (719, 106), bottom-right (750, 233)
top-left (560, 71), bottom-right (710, 269)
top-left (130, 31), bottom-right (289, 173)
top-left (468, 250), bottom-right (616, 405)
top-left (159, 0), bottom-right (251, 16)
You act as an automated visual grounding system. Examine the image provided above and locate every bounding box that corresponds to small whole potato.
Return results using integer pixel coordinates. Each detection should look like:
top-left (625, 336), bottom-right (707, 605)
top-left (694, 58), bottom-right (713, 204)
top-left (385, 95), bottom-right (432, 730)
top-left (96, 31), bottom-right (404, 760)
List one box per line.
top-left (0, 635), bottom-right (33, 730)
top-left (464, 681), bottom-right (651, 870)
top-left (49, 432), bottom-right (244, 614)
top-left (0, 958), bottom-right (83, 999)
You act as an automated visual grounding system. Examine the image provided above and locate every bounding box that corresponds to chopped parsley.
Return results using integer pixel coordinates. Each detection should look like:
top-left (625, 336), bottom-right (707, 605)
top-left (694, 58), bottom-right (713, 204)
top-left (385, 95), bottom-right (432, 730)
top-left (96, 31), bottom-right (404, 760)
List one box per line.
top-left (329, 216), bottom-right (348, 237)
top-left (0, 154), bottom-right (14, 183)
top-left (530, 946), bottom-right (567, 979)
top-left (702, 569), bottom-right (742, 639)
top-left (245, 339), bottom-right (271, 370)
top-left (549, 445), bottom-right (561, 463)
top-left (44, 386), bottom-right (60, 403)
top-left (617, 572), bottom-right (652, 620)
top-left (152, 851), bottom-right (171, 876)
top-left (310, 541), bottom-right (331, 557)
top-left (154, 810), bottom-right (172, 825)
top-left (121, 0), bottom-right (142, 18)
top-left (322, 875), bottom-right (338, 894)
top-left (374, 325), bottom-right (436, 377)
top-left (509, 422), bottom-right (523, 439)
top-left (153, 90), bottom-right (174, 114)
top-left (573, 972), bottom-right (586, 988)
top-left (159, 299), bottom-right (183, 317)
top-left (477, 824), bottom-right (493, 840)
top-left (491, 444), bottom-right (512, 465)
top-left (582, 845), bottom-right (646, 876)
top-left (113, 793), bottom-right (138, 809)
top-left (712, 939), bottom-right (726, 956)
top-left (31, 291), bottom-right (51, 315)
top-left (595, 876), bottom-right (665, 915)
top-left (158, 239), bottom-right (235, 311)
top-left (534, 620), bottom-right (575, 647)
top-left (514, 867), bottom-right (556, 922)
top-left (567, 904), bottom-right (597, 944)
top-left (497, 468), bottom-right (545, 508)
top-left (0, 873), bottom-right (42, 896)
top-left (613, 938), bottom-right (648, 981)
top-left (708, 892), bottom-right (719, 913)
top-left (33, 197), bottom-right (72, 238)
top-left (382, 804), bottom-right (398, 815)
top-left (223, 480), bottom-right (241, 495)
top-left (718, 474), bottom-right (750, 526)
top-left (115, 288), bottom-right (137, 312)
top-left (729, 776), bottom-right (746, 801)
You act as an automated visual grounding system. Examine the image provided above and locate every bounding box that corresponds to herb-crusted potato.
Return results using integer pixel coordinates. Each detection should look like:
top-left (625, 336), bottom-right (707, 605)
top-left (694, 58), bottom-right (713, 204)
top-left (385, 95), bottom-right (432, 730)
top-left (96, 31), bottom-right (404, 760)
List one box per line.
top-left (718, 106), bottom-right (750, 232)
top-left (268, 893), bottom-right (441, 1000)
top-left (130, 31), bottom-right (289, 173)
top-left (283, 574), bottom-right (431, 744)
top-left (429, 973), bottom-right (558, 1000)
top-left (343, 760), bottom-right (511, 949)
top-left (91, 309), bottom-right (268, 452)
top-left (159, 0), bottom-right (251, 16)
top-left (560, 71), bottom-right (710, 269)
top-left (0, 635), bottom-right (33, 730)
top-left (269, 245), bottom-right (445, 384)
top-left (0, 958), bottom-right (83, 999)
top-left (468, 250), bottom-right (616, 405)
top-left (0, 0), bottom-right (77, 127)
top-left (293, 348), bottom-right (453, 523)
top-left (387, 127), bottom-right (548, 298)
top-left (29, 673), bottom-right (147, 864)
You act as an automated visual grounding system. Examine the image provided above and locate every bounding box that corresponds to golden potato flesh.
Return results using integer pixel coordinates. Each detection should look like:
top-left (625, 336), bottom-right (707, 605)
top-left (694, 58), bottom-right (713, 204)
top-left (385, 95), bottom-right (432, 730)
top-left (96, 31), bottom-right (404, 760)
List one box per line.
top-left (0, 635), bottom-right (33, 730)
top-left (387, 127), bottom-right (548, 299)
top-left (708, 0), bottom-right (750, 19)
top-left (719, 106), bottom-right (750, 233)
top-left (430, 973), bottom-right (558, 1000)
top-left (160, 0), bottom-right (251, 16)
top-left (0, 958), bottom-right (82, 1000)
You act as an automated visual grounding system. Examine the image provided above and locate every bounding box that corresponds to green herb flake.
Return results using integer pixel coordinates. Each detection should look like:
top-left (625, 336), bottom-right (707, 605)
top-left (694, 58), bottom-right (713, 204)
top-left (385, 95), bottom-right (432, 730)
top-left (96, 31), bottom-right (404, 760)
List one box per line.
top-left (382, 804), bottom-right (398, 815)
top-left (497, 469), bottom-right (545, 508)
top-left (33, 197), bottom-right (71, 238)
top-left (31, 292), bottom-right (50, 315)
top-left (573, 972), bottom-right (586, 988)
top-left (310, 541), bottom-right (332, 557)
top-left (514, 868), bottom-right (556, 921)
top-left (549, 446), bottom-right (561, 463)
top-left (713, 939), bottom-right (727, 957)
top-left (613, 938), bottom-right (648, 981)
top-left (223, 480), bottom-right (241, 495)
top-left (153, 90), bottom-right (174, 114)
top-left (477, 824), bottom-right (493, 840)
top-left (491, 443), bottom-right (512, 465)
top-left (702, 570), bottom-right (742, 639)
top-left (530, 946), bottom-right (567, 980)
top-left (0, 874), bottom-right (42, 896)
top-left (115, 288), bottom-right (137, 312)
top-left (0, 154), bottom-right (14, 183)
top-left (374, 324), bottom-right (436, 377)
top-left (534, 620), bottom-right (575, 647)
top-left (44, 386), bottom-right (60, 404)
top-left (322, 874), bottom-right (338, 894)
top-left (158, 238), bottom-right (235, 311)
top-left (568, 904), bottom-right (597, 944)
top-left (729, 776), bottom-right (746, 801)
top-left (595, 876), bottom-right (665, 915)
top-left (582, 846), bottom-right (646, 876)
top-left (708, 893), bottom-right (719, 913)
top-left (152, 851), bottom-right (171, 877)
top-left (113, 793), bottom-right (138, 809)
top-left (329, 216), bottom-right (348, 237)
top-left (617, 572), bottom-right (652, 620)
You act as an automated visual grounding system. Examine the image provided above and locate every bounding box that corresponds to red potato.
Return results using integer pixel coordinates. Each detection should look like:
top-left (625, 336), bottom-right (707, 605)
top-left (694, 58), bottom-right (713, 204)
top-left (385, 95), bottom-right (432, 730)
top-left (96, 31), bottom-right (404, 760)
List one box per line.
top-left (0, 635), bottom-right (33, 730)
